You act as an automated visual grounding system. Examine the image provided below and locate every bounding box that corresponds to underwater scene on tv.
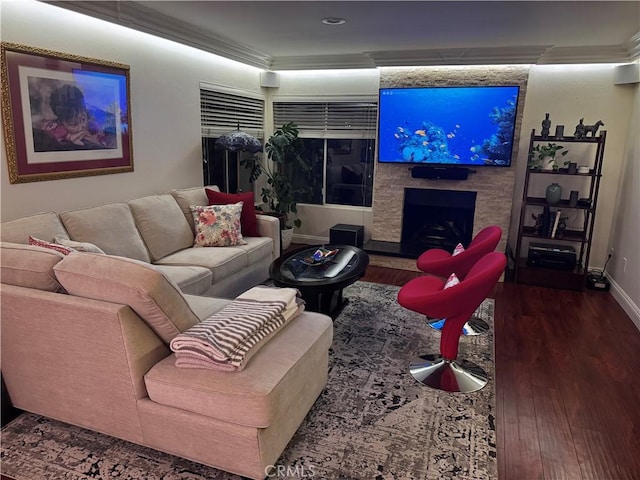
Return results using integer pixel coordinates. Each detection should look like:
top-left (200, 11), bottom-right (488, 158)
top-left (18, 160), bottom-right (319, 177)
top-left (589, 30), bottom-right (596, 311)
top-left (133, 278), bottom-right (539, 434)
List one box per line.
top-left (378, 85), bottom-right (520, 166)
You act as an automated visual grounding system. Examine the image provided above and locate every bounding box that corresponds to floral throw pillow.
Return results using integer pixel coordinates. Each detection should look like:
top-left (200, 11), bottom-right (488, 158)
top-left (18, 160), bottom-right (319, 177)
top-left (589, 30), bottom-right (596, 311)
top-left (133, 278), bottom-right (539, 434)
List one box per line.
top-left (205, 189), bottom-right (260, 237)
top-left (444, 273), bottom-right (460, 289)
top-left (452, 243), bottom-right (466, 256)
top-left (191, 203), bottom-right (247, 247)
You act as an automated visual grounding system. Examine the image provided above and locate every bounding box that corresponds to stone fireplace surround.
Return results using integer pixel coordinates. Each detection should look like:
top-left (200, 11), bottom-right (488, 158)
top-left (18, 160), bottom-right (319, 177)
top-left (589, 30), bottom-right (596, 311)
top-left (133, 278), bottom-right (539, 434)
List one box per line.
top-left (369, 66), bottom-right (530, 270)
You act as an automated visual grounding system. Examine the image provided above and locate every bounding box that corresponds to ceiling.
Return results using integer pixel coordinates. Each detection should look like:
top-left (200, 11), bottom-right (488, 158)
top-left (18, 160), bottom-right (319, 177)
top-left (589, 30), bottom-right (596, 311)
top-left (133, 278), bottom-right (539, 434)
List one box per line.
top-left (49, 1), bottom-right (640, 70)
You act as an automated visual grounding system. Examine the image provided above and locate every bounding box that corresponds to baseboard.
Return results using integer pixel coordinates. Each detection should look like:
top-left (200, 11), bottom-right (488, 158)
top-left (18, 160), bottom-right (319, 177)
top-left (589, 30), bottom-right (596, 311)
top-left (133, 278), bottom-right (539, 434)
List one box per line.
top-left (607, 274), bottom-right (640, 331)
top-left (292, 233), bottom-right (329, 245)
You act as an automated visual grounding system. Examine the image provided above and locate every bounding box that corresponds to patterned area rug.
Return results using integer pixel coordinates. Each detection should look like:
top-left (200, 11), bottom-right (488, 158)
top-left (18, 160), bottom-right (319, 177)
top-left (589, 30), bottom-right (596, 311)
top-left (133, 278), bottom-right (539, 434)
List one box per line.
top-left (1, 281), bottom-right (496, 480)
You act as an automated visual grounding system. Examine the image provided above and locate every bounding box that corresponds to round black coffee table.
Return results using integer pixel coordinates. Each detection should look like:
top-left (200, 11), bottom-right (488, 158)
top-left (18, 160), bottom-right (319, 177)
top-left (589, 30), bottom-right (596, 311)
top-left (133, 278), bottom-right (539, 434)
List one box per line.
top-left (269, 244), bottom-right (369, 317)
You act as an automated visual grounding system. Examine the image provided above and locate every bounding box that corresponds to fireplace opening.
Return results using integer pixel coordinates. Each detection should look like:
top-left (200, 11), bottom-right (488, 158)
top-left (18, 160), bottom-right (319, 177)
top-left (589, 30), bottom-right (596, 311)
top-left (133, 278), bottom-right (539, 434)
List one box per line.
top-left (401, 188), bottom-right (476, 253)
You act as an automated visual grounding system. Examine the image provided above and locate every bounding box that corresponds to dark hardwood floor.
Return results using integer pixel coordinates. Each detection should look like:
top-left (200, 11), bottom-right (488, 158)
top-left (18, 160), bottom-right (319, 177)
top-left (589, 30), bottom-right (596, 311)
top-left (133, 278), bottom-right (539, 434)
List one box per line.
top-left (3, 261), bottom-right (639, 480)
top-left (361, 264), bottom-right (640, 480)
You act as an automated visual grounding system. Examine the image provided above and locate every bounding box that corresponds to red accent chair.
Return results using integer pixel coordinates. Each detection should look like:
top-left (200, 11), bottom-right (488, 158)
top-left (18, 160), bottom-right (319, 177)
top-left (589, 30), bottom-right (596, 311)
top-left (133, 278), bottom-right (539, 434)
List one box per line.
top-left (416, 225), bottom-right (502, 335)
top-left (417, 225), bottom-right (502, 277)
top-left (398, 252), bottom-right (506, 393)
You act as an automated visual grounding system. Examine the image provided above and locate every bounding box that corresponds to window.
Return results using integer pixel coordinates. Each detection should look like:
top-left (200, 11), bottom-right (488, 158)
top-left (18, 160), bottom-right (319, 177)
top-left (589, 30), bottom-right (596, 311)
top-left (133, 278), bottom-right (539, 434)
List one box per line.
top-left (200, 85), bottom-right (265, 193)
top-left (273, 100), bottom-right (377, 207)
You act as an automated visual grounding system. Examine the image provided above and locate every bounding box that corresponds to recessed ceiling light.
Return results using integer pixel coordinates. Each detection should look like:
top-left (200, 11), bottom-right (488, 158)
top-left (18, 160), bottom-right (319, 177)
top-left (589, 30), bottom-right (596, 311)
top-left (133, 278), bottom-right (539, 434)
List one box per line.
top-left (322, 17), bottom-right (346, 25)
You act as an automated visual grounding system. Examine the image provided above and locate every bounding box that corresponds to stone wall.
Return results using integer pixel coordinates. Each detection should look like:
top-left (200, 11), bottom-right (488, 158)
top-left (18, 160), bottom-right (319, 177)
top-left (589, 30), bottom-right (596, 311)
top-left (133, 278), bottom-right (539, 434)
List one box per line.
top-left (371, 66), bottom-right (530, 269)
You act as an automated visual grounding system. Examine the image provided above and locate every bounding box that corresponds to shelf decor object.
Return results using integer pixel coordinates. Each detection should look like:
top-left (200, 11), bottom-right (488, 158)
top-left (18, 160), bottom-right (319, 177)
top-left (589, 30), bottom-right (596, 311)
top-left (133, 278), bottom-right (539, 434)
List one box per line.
top-left (513, 128), bottom-right (606, 291)
top-left (541, 113), bottom-right (551, 139)
top-left (545, 183), bottom-right (562, 206)
top-left (529, 142), bottom-right (569, 171)
top-left (569, 191), bottom-right (579, 207)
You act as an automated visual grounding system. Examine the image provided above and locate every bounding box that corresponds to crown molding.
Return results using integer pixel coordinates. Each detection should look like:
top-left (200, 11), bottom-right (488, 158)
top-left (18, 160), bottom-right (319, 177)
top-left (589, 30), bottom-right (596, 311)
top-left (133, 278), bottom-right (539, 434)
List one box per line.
top-left (624, 32), bottom-right (640, 61)
top-left (367, 46), bottom-right (550, 67)
top-left (44, 1), bottom-right (273, 70)
top-left (538, 44), bottom-right (634, 64)
top-left (270, 54), bottom-right (376, 71)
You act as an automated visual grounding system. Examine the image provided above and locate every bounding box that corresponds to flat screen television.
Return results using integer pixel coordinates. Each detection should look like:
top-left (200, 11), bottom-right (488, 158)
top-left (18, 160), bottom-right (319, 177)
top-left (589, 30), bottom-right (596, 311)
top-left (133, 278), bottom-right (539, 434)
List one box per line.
top-left (378, 85), bottom-right (520, 167)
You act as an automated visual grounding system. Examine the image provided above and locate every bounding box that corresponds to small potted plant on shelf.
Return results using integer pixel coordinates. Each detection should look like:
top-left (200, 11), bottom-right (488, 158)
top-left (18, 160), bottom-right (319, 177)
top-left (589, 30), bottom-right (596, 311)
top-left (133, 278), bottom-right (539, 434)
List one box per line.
top-left (529, 143), bottom-right (569, 171)
top-left (241, 122), bottom-right (311, 249)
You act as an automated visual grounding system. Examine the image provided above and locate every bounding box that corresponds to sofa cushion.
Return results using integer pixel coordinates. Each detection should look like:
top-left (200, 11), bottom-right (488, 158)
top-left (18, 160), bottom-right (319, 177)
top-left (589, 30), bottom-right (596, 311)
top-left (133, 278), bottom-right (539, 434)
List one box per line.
top-left (53, 253), bottom-right (200, 344)
top-left (1, 212), bottom-right (69, 244)
top-left (191, 204), bottom-right (247, 247)
top-left (128, 195), bottom-right (194, 261)
top-left (60, 203), bottom-right (151, 262)
top-left (144, 311), bottom-right (333, 428)
top-left (153, 265), bottom-right (212, 296)
top-left (0, 242), bottom-right (66, 292)
top-left (226, 237), bottom-right (273, 266)
top-left (170, 185), bottom-right (219, 232)
top-left (206, 189), bottom-right (260, 237)
top-left (154, 246), bottom-right (248, 283)
top-left (54, 236), bottom-right (105, 254)
top-left (183, 294), bottom-right (232, 321)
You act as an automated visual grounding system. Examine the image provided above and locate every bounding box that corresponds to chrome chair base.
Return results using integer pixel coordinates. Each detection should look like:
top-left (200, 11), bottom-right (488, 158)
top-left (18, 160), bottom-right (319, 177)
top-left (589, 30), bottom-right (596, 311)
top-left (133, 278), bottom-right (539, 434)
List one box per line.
top-left (426, 316), bottom-right (490, 336)
top-left (409, 354), bottom-right (488, 393)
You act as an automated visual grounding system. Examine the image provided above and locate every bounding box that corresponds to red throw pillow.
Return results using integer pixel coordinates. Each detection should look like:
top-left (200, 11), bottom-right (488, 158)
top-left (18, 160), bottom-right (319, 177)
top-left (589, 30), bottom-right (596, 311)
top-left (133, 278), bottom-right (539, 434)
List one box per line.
top-left (205, 189), bottom-right (260, 237)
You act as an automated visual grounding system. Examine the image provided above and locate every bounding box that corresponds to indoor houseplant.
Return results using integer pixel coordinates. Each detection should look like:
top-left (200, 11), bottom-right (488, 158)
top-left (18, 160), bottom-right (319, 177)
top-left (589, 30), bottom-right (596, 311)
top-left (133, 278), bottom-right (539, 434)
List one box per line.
top-left (242, 122), bottom-right (310, 247)
top-left (529, 143), bottom-right (569, 171)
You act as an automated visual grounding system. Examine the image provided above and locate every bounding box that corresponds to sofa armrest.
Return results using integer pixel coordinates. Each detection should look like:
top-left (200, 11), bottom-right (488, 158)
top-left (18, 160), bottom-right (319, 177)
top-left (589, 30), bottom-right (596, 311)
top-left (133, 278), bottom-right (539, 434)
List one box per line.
top-left (256, 214), bottom-right (281, 260)
top-left (0, 283), bottom-right (169, 443)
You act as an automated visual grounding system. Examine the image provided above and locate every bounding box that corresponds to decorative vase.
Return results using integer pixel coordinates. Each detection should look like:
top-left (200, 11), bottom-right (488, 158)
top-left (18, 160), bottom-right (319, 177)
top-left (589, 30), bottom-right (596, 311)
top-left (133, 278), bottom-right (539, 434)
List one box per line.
top-left (546, 183), bottom-right (562, 206)
top-left (281, 227), bottom-right (293, 250)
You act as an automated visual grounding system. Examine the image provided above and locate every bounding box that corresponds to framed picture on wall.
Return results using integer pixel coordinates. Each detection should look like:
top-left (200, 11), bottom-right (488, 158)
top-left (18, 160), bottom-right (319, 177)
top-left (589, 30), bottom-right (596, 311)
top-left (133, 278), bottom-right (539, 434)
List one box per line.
top-left (1, 42), bottom-right (133, 184)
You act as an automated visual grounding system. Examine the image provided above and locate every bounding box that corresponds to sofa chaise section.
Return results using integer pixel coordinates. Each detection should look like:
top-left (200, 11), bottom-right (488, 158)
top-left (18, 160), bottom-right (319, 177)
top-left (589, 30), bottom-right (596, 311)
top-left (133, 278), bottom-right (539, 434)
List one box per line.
top-left (0, 244), bottom-right (333, 479)
top-left (140, 308), bottom-right (332, 478)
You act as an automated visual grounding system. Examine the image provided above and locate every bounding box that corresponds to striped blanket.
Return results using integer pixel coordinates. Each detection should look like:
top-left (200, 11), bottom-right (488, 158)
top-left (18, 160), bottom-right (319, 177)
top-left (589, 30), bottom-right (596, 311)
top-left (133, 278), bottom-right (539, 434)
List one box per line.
top-left (170, 286), bottom-right (304, 372)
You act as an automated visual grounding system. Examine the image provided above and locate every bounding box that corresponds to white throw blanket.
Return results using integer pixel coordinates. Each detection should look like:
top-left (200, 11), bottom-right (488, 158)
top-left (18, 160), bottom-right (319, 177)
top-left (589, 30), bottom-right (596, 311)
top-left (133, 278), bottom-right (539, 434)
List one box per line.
top-left (170, 286), bottom-right (304, 372)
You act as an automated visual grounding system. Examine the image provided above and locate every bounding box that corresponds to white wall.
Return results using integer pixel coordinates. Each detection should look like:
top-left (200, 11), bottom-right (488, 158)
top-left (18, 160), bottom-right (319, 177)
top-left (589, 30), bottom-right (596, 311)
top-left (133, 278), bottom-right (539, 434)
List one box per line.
top-left (510, 65), bottom-right (634, 269)
top-left (509, 64), bottom-right (638, 321)
top-left (1, 0), bottom-right (262, 221)
top-left (607, 82), bottom-right (639, 326)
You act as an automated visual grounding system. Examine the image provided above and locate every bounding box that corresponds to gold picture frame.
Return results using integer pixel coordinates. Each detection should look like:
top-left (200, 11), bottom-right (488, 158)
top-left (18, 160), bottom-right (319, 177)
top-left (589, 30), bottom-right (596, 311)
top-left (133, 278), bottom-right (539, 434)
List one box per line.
top-left (1, 42), bottom-right (133, 183)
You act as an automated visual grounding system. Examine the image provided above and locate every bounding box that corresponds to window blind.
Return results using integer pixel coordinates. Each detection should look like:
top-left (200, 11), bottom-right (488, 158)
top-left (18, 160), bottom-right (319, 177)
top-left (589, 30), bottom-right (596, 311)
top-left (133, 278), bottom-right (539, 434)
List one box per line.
top-left (273, 101), bottom-right (378, 138)
top-left (200, 89), bottom-right (265, 138)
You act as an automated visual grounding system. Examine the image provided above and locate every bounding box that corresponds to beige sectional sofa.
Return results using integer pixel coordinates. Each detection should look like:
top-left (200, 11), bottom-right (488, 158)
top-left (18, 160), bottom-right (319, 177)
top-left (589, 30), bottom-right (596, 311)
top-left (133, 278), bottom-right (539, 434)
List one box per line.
top-left (0, 185), bottom-right (334, 479)
top-left (2, 185), bottom-right (281, 298)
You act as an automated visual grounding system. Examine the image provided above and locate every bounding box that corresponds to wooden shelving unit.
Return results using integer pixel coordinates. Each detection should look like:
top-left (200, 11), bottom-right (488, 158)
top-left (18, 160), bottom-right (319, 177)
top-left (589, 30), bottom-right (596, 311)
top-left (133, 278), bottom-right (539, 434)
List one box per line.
top-left (513, 129), bottom-right (606, 290)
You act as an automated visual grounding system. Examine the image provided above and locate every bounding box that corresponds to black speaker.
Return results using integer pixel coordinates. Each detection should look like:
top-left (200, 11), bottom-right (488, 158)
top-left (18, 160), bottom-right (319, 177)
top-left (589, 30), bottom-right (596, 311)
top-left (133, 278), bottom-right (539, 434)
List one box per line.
top-left (410, 166), bottom-right (470, 180)
top-left (330, 224), bottom-right (364, 248)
